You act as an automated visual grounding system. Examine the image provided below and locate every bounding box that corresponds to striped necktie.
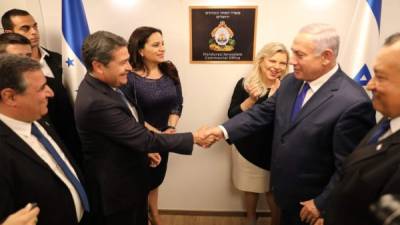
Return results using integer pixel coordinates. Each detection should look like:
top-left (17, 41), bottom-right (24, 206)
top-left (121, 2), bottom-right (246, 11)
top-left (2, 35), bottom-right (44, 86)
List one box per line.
top-left (31, 123), bottom-right (90, 211)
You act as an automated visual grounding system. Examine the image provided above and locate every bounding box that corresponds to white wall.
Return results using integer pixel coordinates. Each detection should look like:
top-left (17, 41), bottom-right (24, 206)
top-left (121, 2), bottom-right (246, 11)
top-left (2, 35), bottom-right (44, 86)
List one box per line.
top-left (1, 0), bottom-right (399, 212)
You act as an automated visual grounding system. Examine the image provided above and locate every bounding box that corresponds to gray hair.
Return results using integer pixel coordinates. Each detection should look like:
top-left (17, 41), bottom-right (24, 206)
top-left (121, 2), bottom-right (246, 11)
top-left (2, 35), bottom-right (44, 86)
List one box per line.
top-left (299, 23), bottom-right (340, 58)
top-left (82, 31), bottom-right (127, 72)
top-left (384, 33), bottom-right (400, 46)
top-left (0, 53), bottom-right (41, 95)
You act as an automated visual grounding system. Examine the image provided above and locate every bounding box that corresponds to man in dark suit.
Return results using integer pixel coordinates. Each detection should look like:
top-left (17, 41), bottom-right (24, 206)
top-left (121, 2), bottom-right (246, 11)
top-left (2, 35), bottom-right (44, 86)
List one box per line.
top-left (323, 33), bottom-right (400, 225)
top-left (75, 31), bottom-right (210, 225)
top-left (0, 54), bottom-right (90, 225)
top-left (207, 23), bottom-right (376, 225)
top-left (1, 9), bottom-right (82, 164)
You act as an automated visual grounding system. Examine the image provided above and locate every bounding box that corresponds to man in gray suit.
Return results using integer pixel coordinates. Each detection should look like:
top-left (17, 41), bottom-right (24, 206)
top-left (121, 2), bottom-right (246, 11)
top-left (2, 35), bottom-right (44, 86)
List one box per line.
top-left (207, 23), bottom-right (376, 225)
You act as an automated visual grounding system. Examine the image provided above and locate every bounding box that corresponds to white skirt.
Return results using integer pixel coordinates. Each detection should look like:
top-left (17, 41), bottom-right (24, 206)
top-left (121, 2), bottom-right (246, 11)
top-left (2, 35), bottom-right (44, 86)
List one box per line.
top-left (231, 146), bottom-right (270, 193)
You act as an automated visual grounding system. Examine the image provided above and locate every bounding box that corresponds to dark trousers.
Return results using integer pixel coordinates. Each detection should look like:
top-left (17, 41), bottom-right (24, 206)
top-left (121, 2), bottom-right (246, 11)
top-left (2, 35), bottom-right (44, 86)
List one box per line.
top-left (94, 198), bottom-right (148, 225)
top-left (103, 205), bottom-right (147, 225)
top-left (280, 207), bottom-right (309, 225)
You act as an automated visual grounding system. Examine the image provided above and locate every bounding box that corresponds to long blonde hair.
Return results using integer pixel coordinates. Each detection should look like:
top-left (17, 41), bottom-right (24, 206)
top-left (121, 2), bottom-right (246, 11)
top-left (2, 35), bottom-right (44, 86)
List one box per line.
top-left (243, 42), bottom-right (289, 97)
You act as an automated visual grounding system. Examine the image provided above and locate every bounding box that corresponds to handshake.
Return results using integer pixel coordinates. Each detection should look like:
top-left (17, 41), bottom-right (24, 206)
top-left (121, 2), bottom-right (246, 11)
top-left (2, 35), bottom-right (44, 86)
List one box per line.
top-left (192, 126), bottom-right (225, 148)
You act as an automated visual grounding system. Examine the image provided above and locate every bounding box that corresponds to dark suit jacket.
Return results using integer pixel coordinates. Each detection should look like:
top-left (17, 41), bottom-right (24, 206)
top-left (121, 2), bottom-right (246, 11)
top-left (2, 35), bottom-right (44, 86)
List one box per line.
top-left (0, 119), bottom-right (86, 225)
top-left (42, 48), bottom-right (82, 164)
top-left (223, 68), bottom-right (375, 210)
top-left (325, 119), bottom-right (400, 225)
top-left (74, 74), bottom-right (193, 216)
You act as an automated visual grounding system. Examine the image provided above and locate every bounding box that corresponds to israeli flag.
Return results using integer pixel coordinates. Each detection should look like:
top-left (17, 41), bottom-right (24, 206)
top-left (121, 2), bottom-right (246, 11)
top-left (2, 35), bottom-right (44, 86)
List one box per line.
top-left (340, 0), bottom-right (382, 86)
top-left (62, 0), bottom-right (90, 101)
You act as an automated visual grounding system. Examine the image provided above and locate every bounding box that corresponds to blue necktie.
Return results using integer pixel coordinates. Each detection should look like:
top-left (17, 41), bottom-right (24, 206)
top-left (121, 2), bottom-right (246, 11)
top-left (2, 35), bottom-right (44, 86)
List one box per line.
top-left (31, 123), bottom-right (90, 211)
top-left (291, 82), bottom-right (310, 122)
top-left (367, 119), bottom-right (391, 145)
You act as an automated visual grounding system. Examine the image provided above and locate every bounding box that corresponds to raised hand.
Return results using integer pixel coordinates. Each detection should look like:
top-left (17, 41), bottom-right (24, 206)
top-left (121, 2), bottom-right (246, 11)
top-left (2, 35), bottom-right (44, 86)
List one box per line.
top-left (245, 83), bottom-right (261, 101)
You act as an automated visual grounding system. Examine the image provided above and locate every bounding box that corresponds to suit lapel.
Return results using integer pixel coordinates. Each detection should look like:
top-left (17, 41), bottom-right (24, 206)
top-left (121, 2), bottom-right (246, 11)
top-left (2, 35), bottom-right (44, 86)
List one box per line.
top-left (85, 74), bottom-right (145, 124)
top-left (85, 74), bottom-right (132, 115)
top-left (285, 70), bottom-right (341, 132)
top-left (344, 121), bottom-right (400, 168)
top-left (280, 76), bottom-right (303, 131)
top-left (42, 48), bottom-right (62, 81)
top-left (0, 120), bottom-right (51, 170)
top-left (38, 119), bottom-right (86, 181)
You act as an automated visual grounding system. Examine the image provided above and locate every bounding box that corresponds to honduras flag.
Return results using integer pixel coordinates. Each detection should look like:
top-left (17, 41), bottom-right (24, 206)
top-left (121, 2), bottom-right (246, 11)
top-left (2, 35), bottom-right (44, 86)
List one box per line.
top-left (62, 0), bottom-right (90, 101)
top-left (340, 0), bottom-right (382, 86)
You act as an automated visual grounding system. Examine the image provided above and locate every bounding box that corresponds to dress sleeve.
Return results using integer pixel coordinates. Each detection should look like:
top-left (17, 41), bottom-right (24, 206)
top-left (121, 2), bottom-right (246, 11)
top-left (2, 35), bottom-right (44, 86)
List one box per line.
top-left (228, 78), bottom-right (248, 118)
top-left (170, 78), bottom-right (183, 116)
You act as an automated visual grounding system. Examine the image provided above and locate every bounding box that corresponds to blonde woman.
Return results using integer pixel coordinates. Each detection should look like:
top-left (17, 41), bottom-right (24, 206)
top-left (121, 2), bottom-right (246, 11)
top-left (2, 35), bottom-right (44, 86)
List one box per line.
top-left (228, 42), bottom-right (289, 225)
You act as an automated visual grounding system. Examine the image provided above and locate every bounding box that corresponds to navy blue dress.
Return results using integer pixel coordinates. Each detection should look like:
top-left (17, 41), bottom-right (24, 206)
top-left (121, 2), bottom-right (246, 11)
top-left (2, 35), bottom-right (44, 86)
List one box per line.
top-left (125, 71), bottom-right (183, 190)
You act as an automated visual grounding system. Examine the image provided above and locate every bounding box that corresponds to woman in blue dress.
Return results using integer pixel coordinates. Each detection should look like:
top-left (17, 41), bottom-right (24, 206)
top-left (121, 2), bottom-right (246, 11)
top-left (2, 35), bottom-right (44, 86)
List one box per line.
top-left (125, 26), bottom-right (183, 225)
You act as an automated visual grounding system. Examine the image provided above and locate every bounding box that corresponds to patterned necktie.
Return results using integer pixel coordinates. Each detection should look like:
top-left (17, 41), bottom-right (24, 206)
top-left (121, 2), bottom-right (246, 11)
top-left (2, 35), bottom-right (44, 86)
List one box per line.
top-left (116, 89), bottom-right (139, 122)
top-left (116, 89), bottom-right (130, 107)
top-left (291, 82), bottom-right (310, 122)
top-left (367, 119), bottom-right (391, 145)
top-left (31, 123), bottom-right (90, 211)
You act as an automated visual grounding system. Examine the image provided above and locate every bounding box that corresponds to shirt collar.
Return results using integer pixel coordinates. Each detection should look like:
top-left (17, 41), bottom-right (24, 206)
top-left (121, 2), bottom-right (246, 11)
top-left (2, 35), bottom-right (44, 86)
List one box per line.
top-left (307, 64), bottom-right (339, 93)
top-left (39, 47), bottom-right (49, 63)
top-left (0, 113), bottom-right (32, 137)
top-left (89, 73), bottom-right (116, 91)
top-left (389, 117), bottom-right (400, 135)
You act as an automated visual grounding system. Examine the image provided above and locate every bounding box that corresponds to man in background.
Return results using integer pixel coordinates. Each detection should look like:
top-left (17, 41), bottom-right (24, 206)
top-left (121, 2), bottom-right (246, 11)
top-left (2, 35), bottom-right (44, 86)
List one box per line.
top-left (0, 32), bottom-right (31, 57)
top-left (2, 9), bottom-right (82, 164)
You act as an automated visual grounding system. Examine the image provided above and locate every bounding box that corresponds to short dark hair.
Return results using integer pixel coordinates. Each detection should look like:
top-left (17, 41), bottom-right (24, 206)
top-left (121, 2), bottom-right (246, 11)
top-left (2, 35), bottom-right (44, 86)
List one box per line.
top-left (82, 31), bottom-right (127, 72)
top-left (384, 33), bottom-right (400, 46)
top-left (0, 33), bottom-right (31, 54)
top-left (1, 8), bottom-right (30, 30)
top-left (0, 54), bottom-right (41, 95)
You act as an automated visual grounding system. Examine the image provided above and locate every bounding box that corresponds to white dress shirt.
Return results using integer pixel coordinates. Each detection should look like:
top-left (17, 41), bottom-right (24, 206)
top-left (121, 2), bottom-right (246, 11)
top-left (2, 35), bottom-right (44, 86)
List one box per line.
top-left (301, 64), bottom-right (339, 106)
top-left (380, 116), bottom-right (400, 140)
top-left (39, 47), bottom-right (55, 78)
top-left (0, 113), bottom-right (84, 221)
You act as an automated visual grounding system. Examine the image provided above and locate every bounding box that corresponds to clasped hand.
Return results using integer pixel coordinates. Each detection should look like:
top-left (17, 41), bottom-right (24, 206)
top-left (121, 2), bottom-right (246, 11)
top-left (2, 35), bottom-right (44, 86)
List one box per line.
top-left (193, 126), bottom-right (224, 148)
